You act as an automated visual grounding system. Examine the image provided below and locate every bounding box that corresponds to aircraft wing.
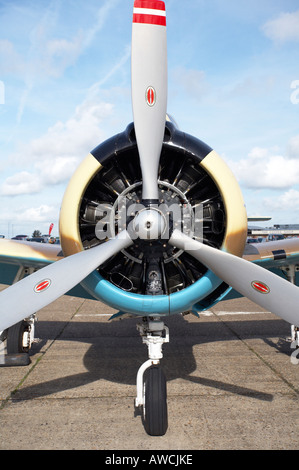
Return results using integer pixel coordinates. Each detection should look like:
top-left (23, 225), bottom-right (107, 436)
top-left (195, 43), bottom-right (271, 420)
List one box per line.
top-left (222, 238), bottom-right (299, 303)
top-left (2, 236), bottom-right (299, 305)
top-left (0, 239), bottom-right (94, 299)
top-left (243, 238), bottom-right (299, 269)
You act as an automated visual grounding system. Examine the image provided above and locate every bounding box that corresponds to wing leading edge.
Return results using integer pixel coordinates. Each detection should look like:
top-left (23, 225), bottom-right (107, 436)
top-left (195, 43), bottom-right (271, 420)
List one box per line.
top-left (223, 238), bottom-right (299, 302)
top-left (1, 237), bottom-right (299, 303)
top-left (0, 239), bottom-right (94, 299)
top-left (243, 238), bottom-right (299, 269)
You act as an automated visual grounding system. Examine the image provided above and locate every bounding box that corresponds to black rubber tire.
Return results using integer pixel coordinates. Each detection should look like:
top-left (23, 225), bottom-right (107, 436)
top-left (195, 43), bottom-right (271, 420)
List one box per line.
top-left (143, 366), bottom-right (168, 436)
top-left (7, 321), bottom-right (30, 354)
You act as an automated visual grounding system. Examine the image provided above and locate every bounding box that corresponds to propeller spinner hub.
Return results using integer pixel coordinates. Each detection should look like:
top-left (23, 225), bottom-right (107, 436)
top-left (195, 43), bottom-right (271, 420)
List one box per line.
top-left (133, 207), bottom-right (167, 240)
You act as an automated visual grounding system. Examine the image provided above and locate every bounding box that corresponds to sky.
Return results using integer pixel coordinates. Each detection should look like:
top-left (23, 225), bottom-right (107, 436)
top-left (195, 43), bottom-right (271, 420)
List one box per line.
top-left (0, 0), bottom-right (299, 238)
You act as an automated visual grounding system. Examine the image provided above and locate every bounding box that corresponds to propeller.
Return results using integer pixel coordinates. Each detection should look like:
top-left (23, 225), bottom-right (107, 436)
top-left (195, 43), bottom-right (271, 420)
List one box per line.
top-left (6, 2), bottom-right (297, 336)
top-left (0, 231), bottom-right (132, 331)
top-left (169, 229), bottom-right (299, 326)
top-left (131, 0), bottom-right (168, 202)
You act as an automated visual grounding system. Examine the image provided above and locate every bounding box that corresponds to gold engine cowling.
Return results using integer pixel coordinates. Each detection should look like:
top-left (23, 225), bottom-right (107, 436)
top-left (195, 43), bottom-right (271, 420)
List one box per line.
top-left (59, 122), bottom-right (247, 311)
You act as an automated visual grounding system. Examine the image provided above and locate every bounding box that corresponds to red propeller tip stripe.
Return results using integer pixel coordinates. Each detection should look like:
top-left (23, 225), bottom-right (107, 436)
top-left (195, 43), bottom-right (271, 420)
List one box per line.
top-left (133, 14), bottom-right (166, 26)
top-left (134, 1), bottom-right (165, 10)
top-left (133, 0), bottom-right (166, 26)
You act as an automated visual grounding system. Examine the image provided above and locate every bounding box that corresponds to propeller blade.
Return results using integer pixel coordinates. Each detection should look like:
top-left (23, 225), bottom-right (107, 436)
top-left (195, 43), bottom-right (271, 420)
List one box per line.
top-left (169, 229), bottom-right (299, 325)
top-left (131, 0), bottom-right (168, 201)
top-left (0, 231), bottom-right (132, 331)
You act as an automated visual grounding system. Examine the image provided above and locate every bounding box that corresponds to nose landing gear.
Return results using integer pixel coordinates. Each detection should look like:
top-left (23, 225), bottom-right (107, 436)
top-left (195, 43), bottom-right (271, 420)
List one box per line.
top-left (135, 318), bottom-right (169, 436)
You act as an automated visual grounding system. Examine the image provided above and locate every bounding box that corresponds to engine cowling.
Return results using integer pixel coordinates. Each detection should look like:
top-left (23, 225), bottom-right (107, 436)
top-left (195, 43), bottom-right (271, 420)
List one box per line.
top-left (59, 121), bottom-right (247, 316)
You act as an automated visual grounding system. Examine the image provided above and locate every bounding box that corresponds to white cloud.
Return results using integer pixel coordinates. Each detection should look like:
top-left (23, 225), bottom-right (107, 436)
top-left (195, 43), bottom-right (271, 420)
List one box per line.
top-left (263, 189), bottom-right (299, 213)
top-left (229, 144), bottom-right (299, 189)
top-left (0, 203), bottom-right (58, 224)
top-left (1, 98), bottom-right (114, 196)
top-left (19, 205), bottom-right (58, 223)
top-left (35, 157), bottom-right (80, 186)
top-left (262, 10), bottom-right (299, 43)
top-left (25, 99), bottom-right (113, 162)
top-left (1, 172), bottom-right (42, 196)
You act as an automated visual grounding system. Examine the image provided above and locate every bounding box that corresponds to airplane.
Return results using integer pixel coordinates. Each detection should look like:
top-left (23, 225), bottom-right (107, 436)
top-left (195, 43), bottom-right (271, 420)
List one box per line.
top-left (1, 0), bottom-right (299, 436)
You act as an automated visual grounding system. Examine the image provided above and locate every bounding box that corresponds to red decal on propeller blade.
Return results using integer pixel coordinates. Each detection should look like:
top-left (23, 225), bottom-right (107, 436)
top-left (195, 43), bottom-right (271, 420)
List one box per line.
top-left (34, 279), bottom-right (51, 293)
top-left (251, 281), bottom-right (270, 294)
top-left (146, 86), bottom-right (156, 106)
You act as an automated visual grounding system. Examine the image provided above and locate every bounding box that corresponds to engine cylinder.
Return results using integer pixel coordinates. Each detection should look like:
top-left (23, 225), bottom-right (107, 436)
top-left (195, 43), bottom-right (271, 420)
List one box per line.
top-left (59, 122), bottom-right (247, 315)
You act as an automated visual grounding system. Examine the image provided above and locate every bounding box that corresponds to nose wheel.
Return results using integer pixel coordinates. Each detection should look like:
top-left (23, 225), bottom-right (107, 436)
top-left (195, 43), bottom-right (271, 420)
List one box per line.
top-left (143, 365), bottom-right (168, 436)
top-left (135, 318), bottom-right (169, 436)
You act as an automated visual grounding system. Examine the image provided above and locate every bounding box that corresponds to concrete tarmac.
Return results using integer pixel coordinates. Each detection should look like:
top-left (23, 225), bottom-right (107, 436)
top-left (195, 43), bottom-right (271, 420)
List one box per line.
top-left (1, 286), bottom-right (299, 450)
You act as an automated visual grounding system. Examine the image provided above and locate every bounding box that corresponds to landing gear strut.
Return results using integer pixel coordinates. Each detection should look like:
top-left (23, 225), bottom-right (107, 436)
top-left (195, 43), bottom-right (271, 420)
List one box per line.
top-left (285, 266), bottom-right (299, 359)
top-left (6, 315), bottom-right (36, 354)
top-left (135, 318), bottom-right (169, 436)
